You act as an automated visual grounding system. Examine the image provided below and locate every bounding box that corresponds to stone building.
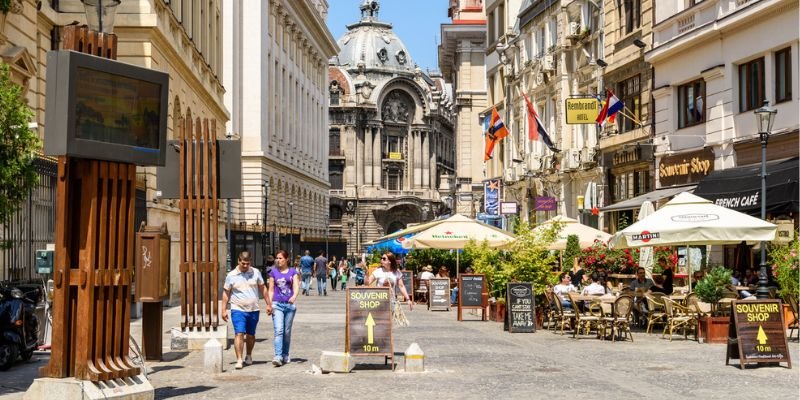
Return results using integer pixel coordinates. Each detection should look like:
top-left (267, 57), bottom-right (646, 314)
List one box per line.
top-left (438, 0), bottom-right (488, 218)
top-left (223, 0), bottom-right (337, 265)
top-left (327, 0), bottom-right (456, 256)
top-left (0, 0), bottom-right (227, 299)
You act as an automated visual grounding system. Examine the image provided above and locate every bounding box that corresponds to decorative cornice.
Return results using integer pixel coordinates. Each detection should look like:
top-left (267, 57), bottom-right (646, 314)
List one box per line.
top-left (700, 64), bottom-right (725, 80)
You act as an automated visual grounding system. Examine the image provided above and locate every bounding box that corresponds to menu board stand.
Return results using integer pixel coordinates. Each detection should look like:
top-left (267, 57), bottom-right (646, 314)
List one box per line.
top-left (428, 278), bottom-right (450, 311)
top-left (401, 271), bottom-right (414, 303)
top-left (457, 274), bottom-right (487, 321)
top-left (726, 299), bottom-right (791, 369)
top-left (506, 283), bottom-right (536, 333)
top-left (345, 287), bottom-right (394, 370)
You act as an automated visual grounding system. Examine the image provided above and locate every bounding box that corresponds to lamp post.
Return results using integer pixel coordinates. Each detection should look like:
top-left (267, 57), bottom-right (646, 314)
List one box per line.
top-left (289, 201), bottom-right (294, 262)
top-left (262, 181), bottom-right (270, 267)
top-left (80, 0), bottom-right (121, 33)
top-left (754, 100), bottom-right (777, 299)
top-left (348, 221), bottom-right (355, 259)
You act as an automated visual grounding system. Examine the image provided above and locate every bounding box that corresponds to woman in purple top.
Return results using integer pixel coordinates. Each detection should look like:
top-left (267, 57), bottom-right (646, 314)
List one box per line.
top-left (267, 249), bottom-right (300, 367)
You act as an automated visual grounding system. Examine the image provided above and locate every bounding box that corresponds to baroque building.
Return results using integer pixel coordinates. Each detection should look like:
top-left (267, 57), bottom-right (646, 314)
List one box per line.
top-left (223, 0), bottom-right (337, 265)
top-left (438, 0), bottom-right (488, 218)
top-left (0, 0), bottom-right (227, 301)
top-left (327, 0), bottom-right (456, 257)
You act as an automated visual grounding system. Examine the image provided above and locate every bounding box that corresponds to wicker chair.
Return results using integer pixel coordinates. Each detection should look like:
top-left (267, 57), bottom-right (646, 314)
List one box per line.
top-left (786, 295), bottom-right (799, 341)
top-left (567, 293), bottom-right (601, 338)
top-left (415, 280), bottom-right (429, 304)
top-left (644, 293), bottom-right (666, 334)
top-left (601, 295), bottom-right (635, 342)
top-left (552, 293), bottom-right (575, 335)
top-left (684, 293), bottom-right (710, 318)
top-left (662, 297), bottom-right (697, 341)
top-left (543, 291), bottom-right (558, 330)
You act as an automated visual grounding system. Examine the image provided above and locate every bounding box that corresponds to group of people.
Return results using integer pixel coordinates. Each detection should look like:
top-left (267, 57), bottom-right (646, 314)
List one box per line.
top-left (415, 265), bottom-right (472, 305)
top-left (296, 250), bottom-right (356, 296)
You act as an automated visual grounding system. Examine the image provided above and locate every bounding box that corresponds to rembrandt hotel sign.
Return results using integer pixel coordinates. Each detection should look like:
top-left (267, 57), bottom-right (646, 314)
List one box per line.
top-left (565, 98), bottom-right (599, 124)
top-left (659, 148), bottom-right (715, 186)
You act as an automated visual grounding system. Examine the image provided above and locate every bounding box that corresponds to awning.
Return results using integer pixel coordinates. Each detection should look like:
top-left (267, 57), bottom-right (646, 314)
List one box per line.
top-left (693, 157), bottom-right (798, 216)
top-left (601, 185), bottom-right (696, 212)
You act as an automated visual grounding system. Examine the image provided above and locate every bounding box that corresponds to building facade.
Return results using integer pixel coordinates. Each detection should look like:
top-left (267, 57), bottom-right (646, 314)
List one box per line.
top-left (439, 0), bottom-right (488, 217)
top-left (327, 0), bottom-right (456, 256)
top-left (223, 0), bottom-right (338, 265)
top-left (0, 1), bottom-right (228, 299)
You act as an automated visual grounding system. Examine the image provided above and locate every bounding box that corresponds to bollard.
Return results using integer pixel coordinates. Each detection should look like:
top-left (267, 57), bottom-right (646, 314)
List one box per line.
top-left (404, 343), bottom-right (424, 373)
top-left (204, 339), bottom-right (223, 373)
top-left (320, 351), bottom-right (354, 373)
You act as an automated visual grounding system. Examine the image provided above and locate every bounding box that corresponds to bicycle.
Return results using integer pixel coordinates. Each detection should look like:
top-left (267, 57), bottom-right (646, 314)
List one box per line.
top-left (128, 335), bottom-right (147, 378)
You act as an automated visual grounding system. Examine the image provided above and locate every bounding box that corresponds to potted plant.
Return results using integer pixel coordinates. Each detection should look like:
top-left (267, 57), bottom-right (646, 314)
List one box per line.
top-left (769, 231), bottom-right (799, 328)
top-left (563, 234), bottom-right (580, 272)
top-left (693, 266), bottom-right (732, 343)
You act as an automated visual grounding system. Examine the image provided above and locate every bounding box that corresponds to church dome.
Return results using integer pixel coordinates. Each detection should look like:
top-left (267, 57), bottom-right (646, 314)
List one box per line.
top-left (334, 0), bottom-right (415, 71)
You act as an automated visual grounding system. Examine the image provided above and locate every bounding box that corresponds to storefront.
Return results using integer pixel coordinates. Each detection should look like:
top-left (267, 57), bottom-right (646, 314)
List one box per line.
top-left (601, 145), bottom-right (654, 233)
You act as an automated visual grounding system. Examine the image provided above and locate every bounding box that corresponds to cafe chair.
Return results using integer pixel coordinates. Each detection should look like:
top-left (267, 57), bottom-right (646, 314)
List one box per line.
top-left (567, 293), bottom-right (601, 338)
top-left (543, 291), bottom-right (558, 330)
top-left (662, 297), bottom-right (697, 341)
top-left (551, 293), bottom-right (575, 336)
top-left (644, 293), bottom-right (667, 335)
top-left (684, 293), bottom-right (710, 318)
top-left (601, 295), bottom-right (635, 342)
top-left (415, 280), bottom-right (428, 305)
top-left (786, 295), bottom-right (799, 341)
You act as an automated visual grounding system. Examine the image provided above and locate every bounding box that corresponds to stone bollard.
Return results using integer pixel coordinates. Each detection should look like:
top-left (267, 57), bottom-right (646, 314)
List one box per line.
top-left (404, 343), bottom-right (424, 373)
top-left (204, 339), bottom-right (223, 373)
top-left (320, 351), bottom-right (354, 373)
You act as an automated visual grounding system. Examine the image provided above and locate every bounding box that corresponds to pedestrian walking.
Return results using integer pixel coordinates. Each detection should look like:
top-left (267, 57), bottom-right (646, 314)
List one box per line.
top-left (368, 252), bottom-right (413, 311)
top-left (221, 251), bottom-right (269, 369)
top-left (267, 250), bottom-right (300, 367)
top-left (340, 260), bottom-right (349, 290)
top-left (299, 250), bottom-right (314, 296)
top-left (329, 255), bottom-right (338, 291)
top-left (313, 251), bottom-right (328, 296)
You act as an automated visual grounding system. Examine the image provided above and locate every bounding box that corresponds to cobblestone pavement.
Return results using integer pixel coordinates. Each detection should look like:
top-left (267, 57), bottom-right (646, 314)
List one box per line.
top-left (2, 288), bottom-right (798, 399)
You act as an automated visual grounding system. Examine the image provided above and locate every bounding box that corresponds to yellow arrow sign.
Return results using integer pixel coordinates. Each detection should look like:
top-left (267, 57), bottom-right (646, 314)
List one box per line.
top-left (365, 312), bottom-right (376, 344)
top-left (756, 325), bottom-right (768, 345)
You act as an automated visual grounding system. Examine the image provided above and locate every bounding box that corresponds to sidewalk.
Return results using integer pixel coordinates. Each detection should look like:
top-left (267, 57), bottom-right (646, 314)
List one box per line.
top-left (2, 287), bottom-right (799, 399)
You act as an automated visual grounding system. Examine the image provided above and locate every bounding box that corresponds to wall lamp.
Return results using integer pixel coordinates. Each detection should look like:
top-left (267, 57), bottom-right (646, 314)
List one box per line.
top-left (596, 59), bottom-right (608, 67)
top-left (633, 39), bottom-right (646, 49)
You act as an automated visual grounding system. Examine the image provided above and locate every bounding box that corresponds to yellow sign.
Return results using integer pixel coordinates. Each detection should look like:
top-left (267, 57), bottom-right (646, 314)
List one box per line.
top-left (389, 152), bottom-right (403, 160)
top-left (565, 98), bottom-right (599, 124)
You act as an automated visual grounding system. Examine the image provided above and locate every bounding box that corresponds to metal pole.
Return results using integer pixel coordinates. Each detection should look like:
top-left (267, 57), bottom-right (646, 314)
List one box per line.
top-left (289, 201), bottom-right (294, 262)
top-left (263, 182), bottom-right (269, 267)
top-left (325, 212), bottom-right (329, 259)
top-left (226, 199), bottom-right (232, 271)
top-left (756, 133), bottom-right (769, 299)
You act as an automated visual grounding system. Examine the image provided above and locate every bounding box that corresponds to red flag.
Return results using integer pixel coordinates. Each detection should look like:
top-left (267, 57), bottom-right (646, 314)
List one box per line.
top-left (522, 92), bottom-right (538, 141)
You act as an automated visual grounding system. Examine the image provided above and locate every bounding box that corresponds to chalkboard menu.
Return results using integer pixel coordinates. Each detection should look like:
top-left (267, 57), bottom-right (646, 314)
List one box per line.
top-left (346, 287), bottom-right (394, 364)
top-left (726, 300), bottom-right (791, 369)
top-left (506, 283), bottom-right (536, 333)
top-left (428, 278), bottom-right (450, 311)
top-left (401, 271), bottom-right (414, 302)
top-left (458, 274), bottom-right (487, 321)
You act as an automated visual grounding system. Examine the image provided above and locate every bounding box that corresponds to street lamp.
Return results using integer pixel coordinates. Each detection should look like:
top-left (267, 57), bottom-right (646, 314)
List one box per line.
top-left (347, 221), bottom-right (355, 259)
top-left (289, 201), bottom-right (294, 262)
top-left (80, 0), bottom-right (120, 33)
top-left (754, 100), bottom-right (777, 299)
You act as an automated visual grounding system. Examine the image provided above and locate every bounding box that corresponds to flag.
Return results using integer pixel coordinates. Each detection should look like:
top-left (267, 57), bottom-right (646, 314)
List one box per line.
top-left (484, 107), bottom-right (509, 161)
top-left (522, 92), bottom-right (559, 153)
top-left (596, 89), bottom-right (623, 126)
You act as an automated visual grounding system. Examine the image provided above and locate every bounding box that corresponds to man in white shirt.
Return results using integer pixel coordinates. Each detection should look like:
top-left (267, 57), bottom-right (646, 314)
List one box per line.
top-left (419, 265), bottom-right (435, 281)
top-left (582, 273), bottom-right (606, 296)
top-left (553, 273), bottom-right (576, 308)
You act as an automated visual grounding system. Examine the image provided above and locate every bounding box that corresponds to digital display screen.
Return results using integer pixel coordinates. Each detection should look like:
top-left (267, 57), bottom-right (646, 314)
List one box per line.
top-left (74, 67), bottom-right (162, 150)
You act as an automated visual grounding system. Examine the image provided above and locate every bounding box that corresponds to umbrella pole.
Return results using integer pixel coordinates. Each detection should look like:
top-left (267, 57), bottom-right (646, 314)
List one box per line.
top-left (686, 244), bottom-right (692, 292)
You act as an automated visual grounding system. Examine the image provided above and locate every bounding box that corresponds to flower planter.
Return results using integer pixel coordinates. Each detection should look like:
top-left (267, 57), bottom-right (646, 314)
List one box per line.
top-left (783, 304), bottom-right (796, 329)
top-left (697, 316), bottom-right (729, 344)
top-left (489, 302), bottom-right (506, 322)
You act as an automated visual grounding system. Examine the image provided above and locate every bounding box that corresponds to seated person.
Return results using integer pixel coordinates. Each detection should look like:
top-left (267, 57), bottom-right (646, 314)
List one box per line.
top-left (418, 265), bottom-right (435, 281)
top-left (743, 268), bottom-right (758, 286)
top-left (691, 270), bottom-right (705, 290)
top-left (730, 275), bottom-right (754, 299)
top-left (582, 273), bottom-right (606, 296)
top-left (650, 257), bottom-right (674, 295)
top-left (553, 273), bottom-right (576, 309)
top-left (630, 267), bottom-right (654, 292)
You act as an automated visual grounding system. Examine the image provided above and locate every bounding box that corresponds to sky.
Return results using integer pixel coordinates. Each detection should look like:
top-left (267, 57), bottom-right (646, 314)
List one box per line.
top-left (326, 0), bottom-right (451, 73)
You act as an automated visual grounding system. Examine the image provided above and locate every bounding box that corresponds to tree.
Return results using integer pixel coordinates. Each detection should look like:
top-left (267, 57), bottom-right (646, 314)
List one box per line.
top-left (563, 234), bottom-right (580, 271)
top-left (0, 62), bottom-right (40, 247)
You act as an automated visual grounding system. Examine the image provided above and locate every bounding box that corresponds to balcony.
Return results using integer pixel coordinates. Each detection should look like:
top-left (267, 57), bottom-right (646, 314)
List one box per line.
top-left (382, 152), bottom-right (404, 162)
top-left (652, 0), bottom-right (760, 52)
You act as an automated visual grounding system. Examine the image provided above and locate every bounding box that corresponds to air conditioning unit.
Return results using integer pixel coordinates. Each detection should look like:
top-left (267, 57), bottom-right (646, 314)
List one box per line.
top-left (527, 156), bottom-right (542, 171)
top-left (504, 167), bottom-right (517, 182)
top-left (567, 22), bottom-right (581, 38)
top-left (542, 55), bottom-right (555, 72)
top-left (561, 149), bottom-right (580, 172)
top-left (542, 155), bottom-right (553, 171)
top-left (581, 148), bottom-right (596, 165)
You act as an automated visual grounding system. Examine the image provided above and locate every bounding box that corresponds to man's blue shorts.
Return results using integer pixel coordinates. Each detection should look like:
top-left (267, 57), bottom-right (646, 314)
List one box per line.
top-left (231, 310), bottom-right (259, 335)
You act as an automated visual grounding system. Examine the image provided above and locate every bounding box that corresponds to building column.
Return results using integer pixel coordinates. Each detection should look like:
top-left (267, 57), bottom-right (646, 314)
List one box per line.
top-left (364, 126), bottom-right (373, 186)
top-left (373, 127), bottom-right (382, 188)
top-left (422, 131), bottom-right (430, 189)
top-left (414, 130), bottom-right (422, 189)
top-left (430, 133), bottom-right (437, 190)
top-left (356, 127), bottom-right (364, 187)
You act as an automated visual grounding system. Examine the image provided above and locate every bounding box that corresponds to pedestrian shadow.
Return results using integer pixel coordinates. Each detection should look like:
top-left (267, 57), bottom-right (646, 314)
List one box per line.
top-left (160, 351), bottom-right (189, 362)
top-left (155, 385), bottom-right (214, 399)
top-left (149, 365), bottom-right (183, 375)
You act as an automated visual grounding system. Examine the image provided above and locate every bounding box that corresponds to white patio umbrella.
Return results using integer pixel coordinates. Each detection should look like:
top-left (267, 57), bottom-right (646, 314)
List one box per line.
top-left (637, 201), bottom-right (655, 279)
top-left (535, 215), bottom-right (611, 250)
top-left (401, 214), bottom-right (516, 270)
top-left (610, 192), bottom-right (777, 289)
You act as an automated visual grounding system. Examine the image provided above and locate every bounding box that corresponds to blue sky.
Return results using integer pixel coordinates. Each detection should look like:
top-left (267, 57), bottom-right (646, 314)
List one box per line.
top-left (326, 0), bottom-right (450, 72)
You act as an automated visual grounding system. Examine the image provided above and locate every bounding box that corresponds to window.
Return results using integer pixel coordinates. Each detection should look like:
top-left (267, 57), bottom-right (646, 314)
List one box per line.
top-left (330, 90), bottom-right (339, 106)
top-left (329, 129), bottom-right (340, 155)
top-left (624, 0), bottom-right (641, 34)
top-left (387, 174), bottom-right (401, 191)
top-left (678, 79), bottom-right (706, 128)
top-left (329, 205), bottom-right (343, 220)
top-left (498, 4), bottom-right (505, 37)
top-left (329, 171), bottom-right (343, 190)
top-left (738, 57), bottom-right (764, 112)
top-left (488, 10), bottom-right (495, 43)
top-left (775, 48), bottom-right (792, 103)
top-left (617, 75), bottom-right (641, 133)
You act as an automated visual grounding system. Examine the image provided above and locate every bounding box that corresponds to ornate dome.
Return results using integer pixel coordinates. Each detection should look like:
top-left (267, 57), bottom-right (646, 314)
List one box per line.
top-left (334, 0), bottom-right (415, 71)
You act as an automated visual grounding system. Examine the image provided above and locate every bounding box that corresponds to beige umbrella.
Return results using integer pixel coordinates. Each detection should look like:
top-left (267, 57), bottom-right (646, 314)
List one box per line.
top-left (535, 215), bottom-right (611, 250)
top-left (637, 201), bottom-right (655, 279)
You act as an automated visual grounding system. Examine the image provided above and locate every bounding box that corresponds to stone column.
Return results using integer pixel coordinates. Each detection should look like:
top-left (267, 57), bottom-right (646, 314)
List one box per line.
top-left (345, 126), bottom-right (356, 186)
top-left (356, 127), bottom-right (364, 187)
top-left (430, 133), bottom-right (437, 190)
top-left (414, 130), bottom-right (422, 189)
top-left (364, 127), bottom-right (373, 186)
top-left (406, 130), bottom-right (414, 191)
top-left (373, 127), bottom-right (382, 188)
top-left (422, 131), bottom-right (430, 189)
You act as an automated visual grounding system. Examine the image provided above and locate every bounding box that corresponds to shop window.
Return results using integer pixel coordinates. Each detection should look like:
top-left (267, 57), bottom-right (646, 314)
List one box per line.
top-left (618, 75), bottom-right (640, 133)
top-left (678, 79), bottom-right (705, 128)
top-left (775, 48), bottom-right (792, 104)
top-left (738, 57), bottom-right (764, 112)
